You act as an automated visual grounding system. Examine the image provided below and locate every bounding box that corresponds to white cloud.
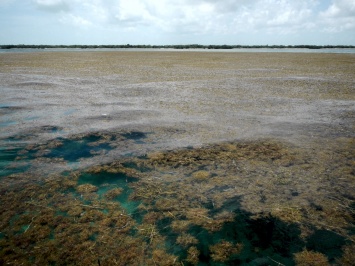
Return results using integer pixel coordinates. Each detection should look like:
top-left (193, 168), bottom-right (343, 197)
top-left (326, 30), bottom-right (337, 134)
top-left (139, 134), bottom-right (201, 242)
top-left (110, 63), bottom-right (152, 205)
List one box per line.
top-left (136, 0), bottom-right (317, 35)
top-left (28, 0), bottom-right (333, 35)
top-left (114, 0), bottom-right (154, 26)
top-left (34, 0), bottom-right (69, 12)
top-left (2, 0), bottom-right (352, 44)
top-left (321, 0), bottom-right (355, 17)
top-left (320, 0), bottom-right (355, 32)
top-left (81, 1), bottom-right (108, 23)
top-left (59, 14), bottom-right (92, 27)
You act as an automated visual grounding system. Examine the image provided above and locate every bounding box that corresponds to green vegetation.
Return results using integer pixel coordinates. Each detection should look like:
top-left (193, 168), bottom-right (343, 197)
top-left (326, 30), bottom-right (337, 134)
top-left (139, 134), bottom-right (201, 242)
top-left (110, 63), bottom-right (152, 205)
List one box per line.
top-left (1, 44), bottom-right (354, 50)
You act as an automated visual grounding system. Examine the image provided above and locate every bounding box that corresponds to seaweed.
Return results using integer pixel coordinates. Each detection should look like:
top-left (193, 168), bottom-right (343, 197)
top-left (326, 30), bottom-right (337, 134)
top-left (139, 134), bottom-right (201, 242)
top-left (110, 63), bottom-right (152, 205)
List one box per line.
top-left (294, 250), bottom-right (330, 266)
top-left (0, 138), bottom-right (354, 265)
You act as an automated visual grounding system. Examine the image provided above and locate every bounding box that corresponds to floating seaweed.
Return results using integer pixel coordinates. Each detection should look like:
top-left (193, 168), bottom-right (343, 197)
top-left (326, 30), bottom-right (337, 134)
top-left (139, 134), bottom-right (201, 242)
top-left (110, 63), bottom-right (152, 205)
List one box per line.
top-left (294, 250), bottom-right (330, 266)
top-left (0, 137), bottom-right (354, 265)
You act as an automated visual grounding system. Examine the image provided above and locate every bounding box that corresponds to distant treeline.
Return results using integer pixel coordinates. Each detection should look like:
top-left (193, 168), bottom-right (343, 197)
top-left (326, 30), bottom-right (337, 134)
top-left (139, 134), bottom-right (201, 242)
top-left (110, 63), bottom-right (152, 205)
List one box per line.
top-left (1, 44), bottom-right (355, 50)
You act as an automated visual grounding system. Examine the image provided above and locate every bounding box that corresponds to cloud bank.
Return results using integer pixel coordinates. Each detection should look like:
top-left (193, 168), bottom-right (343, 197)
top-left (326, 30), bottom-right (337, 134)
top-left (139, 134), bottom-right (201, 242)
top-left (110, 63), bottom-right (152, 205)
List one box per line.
top-left (32, 0), bottom-right (354, 32)
top-left (1, 0), bottom-right (354, 44)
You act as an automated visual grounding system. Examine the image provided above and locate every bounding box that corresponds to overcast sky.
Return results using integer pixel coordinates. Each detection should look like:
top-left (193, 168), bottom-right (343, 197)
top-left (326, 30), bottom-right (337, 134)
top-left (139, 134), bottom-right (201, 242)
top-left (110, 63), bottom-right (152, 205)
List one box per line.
top-left (0, 0), bottom-right (354, 45)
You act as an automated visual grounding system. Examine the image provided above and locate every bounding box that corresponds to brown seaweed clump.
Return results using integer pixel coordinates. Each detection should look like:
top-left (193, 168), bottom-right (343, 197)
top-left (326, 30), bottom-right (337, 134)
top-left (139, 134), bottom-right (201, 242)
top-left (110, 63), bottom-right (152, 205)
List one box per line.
top-left (209, 241), bottom-right (243, 262)
top-left (186, 246), bottom-right (200, 265)
top-left (337, 244), bottom-right (355, 266)
top-left (0, 174), bottom-right (149, 265)
top-left (294, 250), bottom-right (330, 266)
top-left (76, 183), bottom-right (98, 193)
top-left (191, 170), bottom-right (210, 182)
top-left (149, 249), bottom-right (179, 266)
top-left (270, 206), bottom-right (303, 223)
top-left (176, 233), bottom-right (199, 247)
top-left (104, 187), bottom-right (123, 199)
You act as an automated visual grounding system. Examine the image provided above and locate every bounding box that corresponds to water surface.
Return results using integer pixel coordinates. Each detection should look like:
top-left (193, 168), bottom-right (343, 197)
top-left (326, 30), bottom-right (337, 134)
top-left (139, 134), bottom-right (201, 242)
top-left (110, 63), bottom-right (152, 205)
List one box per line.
top-left (0, 51), bottom-right (354, 265)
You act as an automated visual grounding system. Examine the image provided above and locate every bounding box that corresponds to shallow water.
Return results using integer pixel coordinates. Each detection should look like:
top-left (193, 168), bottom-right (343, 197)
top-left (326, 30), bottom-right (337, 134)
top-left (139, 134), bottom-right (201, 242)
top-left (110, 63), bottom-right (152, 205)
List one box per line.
top-left (0, 51), bottom-right (354, 265)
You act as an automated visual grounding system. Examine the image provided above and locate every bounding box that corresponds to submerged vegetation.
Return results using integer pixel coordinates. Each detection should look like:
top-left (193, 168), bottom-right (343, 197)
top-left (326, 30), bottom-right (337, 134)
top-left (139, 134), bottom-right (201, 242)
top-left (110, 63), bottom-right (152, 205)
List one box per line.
top-left (0, 131), bottom-right (354, 265)
top-left (1, 51), bottom-right (354, 264)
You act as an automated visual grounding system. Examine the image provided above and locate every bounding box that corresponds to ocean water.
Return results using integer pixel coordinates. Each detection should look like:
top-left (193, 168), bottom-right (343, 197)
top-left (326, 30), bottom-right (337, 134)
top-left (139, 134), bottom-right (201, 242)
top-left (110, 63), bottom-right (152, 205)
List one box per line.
top-left (0, 51), bottom-right (354, 265)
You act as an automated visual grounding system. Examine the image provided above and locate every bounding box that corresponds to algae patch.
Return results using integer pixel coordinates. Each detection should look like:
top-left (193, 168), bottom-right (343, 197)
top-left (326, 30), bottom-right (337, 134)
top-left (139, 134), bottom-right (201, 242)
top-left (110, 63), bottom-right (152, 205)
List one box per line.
top-left (0, 138), bottom-right (354, 265)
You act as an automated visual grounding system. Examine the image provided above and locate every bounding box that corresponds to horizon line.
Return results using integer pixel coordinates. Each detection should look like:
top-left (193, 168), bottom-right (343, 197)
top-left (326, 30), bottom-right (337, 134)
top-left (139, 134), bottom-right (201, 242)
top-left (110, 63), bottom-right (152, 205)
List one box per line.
top-left (1, 44), bottom-right (355, 49)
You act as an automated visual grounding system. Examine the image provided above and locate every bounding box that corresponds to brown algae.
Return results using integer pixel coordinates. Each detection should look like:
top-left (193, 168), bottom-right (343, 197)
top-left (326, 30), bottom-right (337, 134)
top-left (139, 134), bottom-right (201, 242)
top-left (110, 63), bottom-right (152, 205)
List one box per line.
top-left (1, 50), bottom-right (354, 265)
top-left (0, 137), bottom-right (354, 265)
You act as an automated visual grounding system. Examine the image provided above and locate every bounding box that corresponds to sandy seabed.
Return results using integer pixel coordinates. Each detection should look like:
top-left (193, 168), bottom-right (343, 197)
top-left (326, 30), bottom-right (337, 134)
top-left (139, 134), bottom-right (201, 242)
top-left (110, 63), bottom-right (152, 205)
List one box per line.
top-left (0, 51), bottom-right (354, 265)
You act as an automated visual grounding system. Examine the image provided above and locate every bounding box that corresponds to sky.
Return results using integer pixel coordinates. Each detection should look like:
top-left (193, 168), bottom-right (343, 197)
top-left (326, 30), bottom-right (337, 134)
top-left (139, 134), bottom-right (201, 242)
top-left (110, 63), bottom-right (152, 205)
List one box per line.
top-left (0, 0), bottom-right (354, 45)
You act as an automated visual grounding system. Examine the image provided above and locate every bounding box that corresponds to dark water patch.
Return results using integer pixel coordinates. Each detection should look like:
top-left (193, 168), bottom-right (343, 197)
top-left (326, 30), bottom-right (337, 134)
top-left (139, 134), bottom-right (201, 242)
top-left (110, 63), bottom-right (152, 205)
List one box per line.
top-left (78, 171), bottom-right (133, 187)
top-left (12, 82), bottom-right (55, 88)
top-left (150, 207), bottom-right (305, 265)
top-left (55, 210), bottom-right (69, 218)
top-left (4, 125), bottom-right (63, 141)
top-left (0, 105), bottom-right (24, 110)
top-left (0, 162), bottom-right (30, 178)
top-left (0, 146), bottom-right (31, 177)
top-left (122, 131), bottom-right (147, 140)
top-left (78, 171), bottom-right (140, 215)
top-left (89, 232), bottom-right (98, 241)
top-left (44, 135), bottom-right (112, 162)
top-left (0, 129), bottom-right (66, 177)
top-left (140, 193), bottom-right (305, 265)
top-left (122, 161), bottom-right (151, 172)
top-left (248, 216), bottom-right (304, 257)
top-left (38, 125), bottom-right (62, 133)
top-left (0, 105), bottom-right (26, 115)
top-left (5, 134), bottom-right (30, 142)
top-left (306, 230), bottom-right (346, 262)
top-left (291, 191), bottom-right (299, 197)
top-left (1, 130), bottom-right (146, 177)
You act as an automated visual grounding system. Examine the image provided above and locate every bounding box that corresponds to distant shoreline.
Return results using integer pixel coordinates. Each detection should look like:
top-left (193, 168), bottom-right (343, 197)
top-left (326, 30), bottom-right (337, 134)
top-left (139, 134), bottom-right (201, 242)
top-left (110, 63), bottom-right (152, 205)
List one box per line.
top-left (1, 44), bottom-right (355, 50)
